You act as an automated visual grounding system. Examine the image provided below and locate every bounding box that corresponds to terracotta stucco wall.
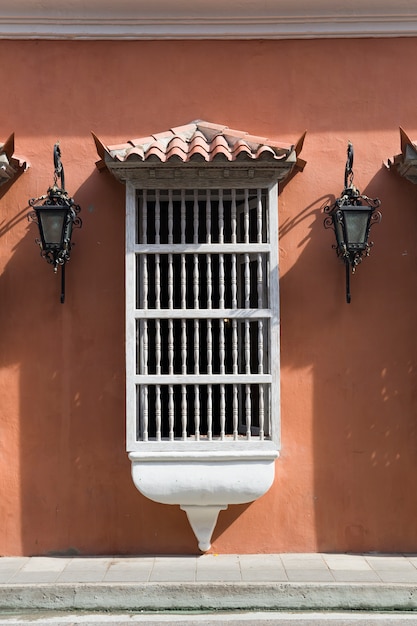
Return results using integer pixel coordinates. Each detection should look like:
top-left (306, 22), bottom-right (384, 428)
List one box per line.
top-left (0, 38), bottom-right (416, 555)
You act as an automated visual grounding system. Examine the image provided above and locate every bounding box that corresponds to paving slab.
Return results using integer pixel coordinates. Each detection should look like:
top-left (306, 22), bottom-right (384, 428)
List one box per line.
top-left (0, 554), bottom-right (415, 614)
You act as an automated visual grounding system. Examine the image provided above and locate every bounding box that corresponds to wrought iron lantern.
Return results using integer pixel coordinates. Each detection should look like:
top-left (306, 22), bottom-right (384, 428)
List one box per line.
top-left (28, 143), bottom-right (82, 303)
top-left (324, 143), bottom-right (381, 303)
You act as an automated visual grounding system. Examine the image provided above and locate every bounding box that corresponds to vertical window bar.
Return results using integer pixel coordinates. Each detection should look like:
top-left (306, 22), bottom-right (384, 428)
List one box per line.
top-left (231, 243), bottom-right (238, 444)
top-left (258, 320), bottom-right (264, 375)
top-left (156, 384), bottom-right (162, 440)
top-left (143, 256), bottom-right (148, 310)
top-left (155, 254), bottom-right (161, 309)
top-left (220, 384), bottom-right (226, 440)
top-left (181, 190), bottom-right (186, 312)
top-left (206, 189), bottom-right (211, 244)
top-left (194, 320), bottom-right (200, 375)
top-left (207, 255), bottom-right (212, 309)
top-left (141, 386), bottom-right (148, 442)
top-left (193, 190), bottom-right (200, 308)
top-left (245, 384), bottom-right (252, 439)
top-left (156, 320), bottom-right (161, 375)
top-left (219, 189), bottom-right (224, 244)
top-left (244, 253), bottom-right (250, 308)
top-left (231, 254), bottom-right (237, 308)
top-left (168, 190), bottom-right (173, 244)
top-left (142, 189), bottom-right (148, 245)
top-left (207, 320), bottom-right (213, 375)
top-left (219, 254), bottom-right (225, 309)
top-left (181, 384), bottom-right (187, 440)
top-left (168, 319), bottom-right (174, 374)
top-left (195, 385), bottom-right (200, 441)
top-left (194, 189), bottom-right (199, 244)
top-left (207, 384), bottom-right (212, 441)
top-left (169, 385), bottom-right (174, 441)
top-left (142, 321), bottom-right (149, 375)
top-left (231, 189), bottom-right (239, 441)
top-left (231, 188), bottom-right (237, 244)
top-left (207, 315), bottom-right (213, 440)
top-left (220, 319), bottom-right (225, 375)
top-left (181, 319), bottom-right (187, 374)
top-left (181, 190), bottom-right (186, 243)
top-left (193, 255), bottom-right (199, 309)
top-left (141, 295), bottom-right (149, 440)
top-left (257, 253), bottom-right (263, 308)
top-left (193, 191), bottom-right (200, 444)
top-left (244, 188), bottom-right (250, 243)
top-left (155, 189), bottom-right (161, 244)
top-left (257, 188), bottom-right (262, 244)
top-left (232, 320), bottom-right (238, 374)
top-left (245, 320), bottom-right (250, 374)
top-left (259, 384), bottom-right (265, 441)
top-left (168, 253), bottom-right (173, 309)
top-left (181, 254), bottom-right (186, 309)
top-left (219, 314), bottom-right (226, 439)
top-left (233, 384), bottom-right (238, 440)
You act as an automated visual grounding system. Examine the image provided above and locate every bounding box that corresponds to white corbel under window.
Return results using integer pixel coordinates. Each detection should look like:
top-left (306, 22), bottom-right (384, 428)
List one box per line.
top-left (94, 122), bottom-right (305, 550)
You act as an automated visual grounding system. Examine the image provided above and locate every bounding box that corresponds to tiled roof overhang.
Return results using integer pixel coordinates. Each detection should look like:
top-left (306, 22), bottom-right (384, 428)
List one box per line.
top-left (0, 134), bottom-right (28, 187)
top-left (387, 128), bottom-right (417, 185)
top-left (2, 0), bottom-right (417, 39)
top-left (93, 121), bottom-right (306, 188)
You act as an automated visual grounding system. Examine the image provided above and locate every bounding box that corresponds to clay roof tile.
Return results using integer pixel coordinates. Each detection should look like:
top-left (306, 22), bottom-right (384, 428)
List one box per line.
top-left (94, 122), bottom-right (306, 173)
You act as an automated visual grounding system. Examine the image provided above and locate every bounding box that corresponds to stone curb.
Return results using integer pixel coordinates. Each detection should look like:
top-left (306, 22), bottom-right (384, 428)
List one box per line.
top-left (0, 582), bottom-right (416, 613)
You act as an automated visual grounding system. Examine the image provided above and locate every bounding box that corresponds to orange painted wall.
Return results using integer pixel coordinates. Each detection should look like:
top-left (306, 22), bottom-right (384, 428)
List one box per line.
top-left (0, 38), bottom-right (417, 555)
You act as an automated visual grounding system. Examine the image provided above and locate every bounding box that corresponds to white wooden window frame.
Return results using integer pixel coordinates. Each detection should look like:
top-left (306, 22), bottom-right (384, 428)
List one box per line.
top-left (125, 181), bottom-right (280, 455)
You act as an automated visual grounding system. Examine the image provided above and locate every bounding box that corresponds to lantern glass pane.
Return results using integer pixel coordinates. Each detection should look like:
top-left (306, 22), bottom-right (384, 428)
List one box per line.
top-left (343, 209), bottom-right (371, 245)
top-left (39, 209), bottom-right (67, 246)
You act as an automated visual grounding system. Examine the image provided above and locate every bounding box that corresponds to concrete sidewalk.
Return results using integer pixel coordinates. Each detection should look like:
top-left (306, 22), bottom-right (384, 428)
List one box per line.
top-left (0, 554), bottom-right (416, 613)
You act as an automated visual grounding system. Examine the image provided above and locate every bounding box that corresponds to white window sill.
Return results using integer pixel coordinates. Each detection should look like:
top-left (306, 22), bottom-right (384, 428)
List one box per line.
top-left (129, 448), bottom-right (278, 551)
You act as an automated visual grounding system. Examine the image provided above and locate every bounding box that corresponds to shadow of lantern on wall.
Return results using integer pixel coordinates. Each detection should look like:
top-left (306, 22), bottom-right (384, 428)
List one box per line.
top-left (28, 143), bottom-right (82, 304)
top-left (323, 143), bottom-right (382, 303)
